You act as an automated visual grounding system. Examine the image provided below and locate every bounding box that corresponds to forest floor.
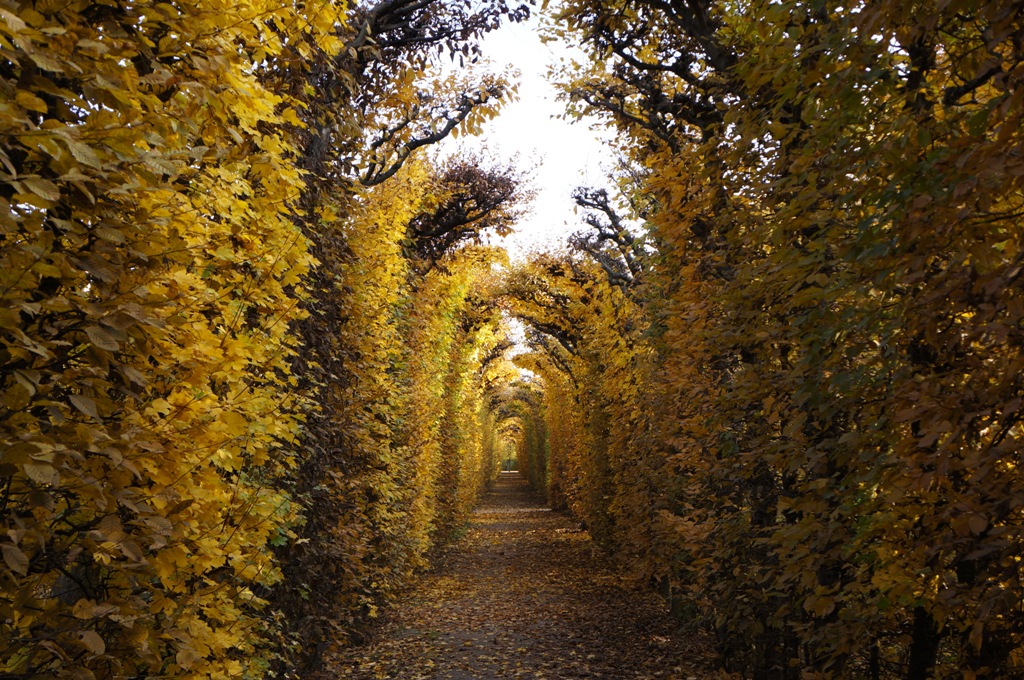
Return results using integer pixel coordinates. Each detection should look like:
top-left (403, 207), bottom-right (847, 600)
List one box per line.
top-left (325, 472), bottom-right (721, 679)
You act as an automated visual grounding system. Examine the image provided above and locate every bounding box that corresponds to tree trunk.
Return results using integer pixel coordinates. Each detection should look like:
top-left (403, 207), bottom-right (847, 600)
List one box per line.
top-left (906, 606), bottom-right (940, 680)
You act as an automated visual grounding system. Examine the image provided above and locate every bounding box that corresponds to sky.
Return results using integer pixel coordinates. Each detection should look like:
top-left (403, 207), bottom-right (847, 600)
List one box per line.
top-left (436, 10), bottom-right (614, 257)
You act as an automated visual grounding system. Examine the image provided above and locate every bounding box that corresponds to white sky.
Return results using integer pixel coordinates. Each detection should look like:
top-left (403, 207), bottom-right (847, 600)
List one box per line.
top-left (436, 10), bottom-right (615, 257)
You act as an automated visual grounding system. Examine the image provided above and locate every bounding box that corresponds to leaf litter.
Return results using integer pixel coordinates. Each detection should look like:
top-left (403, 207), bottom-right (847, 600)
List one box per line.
top-left (325, 473), bottom-right (723, 679)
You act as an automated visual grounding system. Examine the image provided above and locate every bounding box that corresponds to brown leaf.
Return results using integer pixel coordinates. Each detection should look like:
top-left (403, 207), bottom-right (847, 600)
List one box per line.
top-left (69, 394), bottom-right (99, 419)
top-left (85, 325), bottom-right (120, 351)
top-left (79, 630), bottom-right (105, 655)
top-left (1, 543), bottom-right (29, 575)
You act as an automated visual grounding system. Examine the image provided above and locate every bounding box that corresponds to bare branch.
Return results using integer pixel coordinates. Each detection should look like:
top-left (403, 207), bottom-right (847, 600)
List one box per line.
top-left (360, 85), bottom-right (505, 186)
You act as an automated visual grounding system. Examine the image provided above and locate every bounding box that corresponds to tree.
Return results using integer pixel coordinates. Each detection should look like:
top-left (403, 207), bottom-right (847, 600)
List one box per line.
top-left (568, 187), bottom-right (647, 292)
top-left (407, 154), bottom-right (530, 274)
top-left (0, 0), bottom-right (343, 675)
top-left (541, 0), bottom-right (1024, 676)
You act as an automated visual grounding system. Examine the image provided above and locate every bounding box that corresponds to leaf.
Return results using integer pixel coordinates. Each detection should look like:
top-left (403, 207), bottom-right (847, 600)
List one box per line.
top-left (176, 647), bottom-right (201, 670)
top-left (86, 325), bottom-right (120, 351)
top-left (72, 599), bottom-right (98, 619)
top-left (3, 383), bottom-right (32, 411)
top-left (65, 138), bottom-right (103, 168)
top-left (166, 498), bottom-right (194, 516)
top-left (968, 621), bottom-right (985, 653)
top-left (1, 543), bottom-right (29, 575)
top-left (94, 227), bottom-right (125, 243)
top-left (119, 364), bottom-right (148, 386)
top-left (220, 410), bottom-right (248, 436)
top-left (79, 631), bottom-right (105, 655)
top-left (69, 394), bottom-right (99, 419)
top-left (15, 90), bottom-right (48, 112)
top-left (0, 9), bottom-right (27, 31)
top-left (28, 51), bottom-right (64, 72)
top-left (76, 38), bottom-right (108, 53)
top-left (22, 460), bottom-right (56, 485)
top-left (22, 177), bottom-right (61, 202)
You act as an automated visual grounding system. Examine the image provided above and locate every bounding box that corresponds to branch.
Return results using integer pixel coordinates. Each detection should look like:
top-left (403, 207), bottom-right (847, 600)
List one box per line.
top-left (348, 0), bottom-right (418, 51)
top-left (360, 86), bottom-right (503, 186)
top-left (571, 188), bottom-right (645, 283)
top-left (478, 339), bottom-right (514, 374)
top-left (530, 332), bottom-right (580, 388)
top-left (943, 63), bottom-right (1003, 106)
top-left (516, 312), bottom-right (578, 357)
top-left (654, 0), bottom-right (737, 72)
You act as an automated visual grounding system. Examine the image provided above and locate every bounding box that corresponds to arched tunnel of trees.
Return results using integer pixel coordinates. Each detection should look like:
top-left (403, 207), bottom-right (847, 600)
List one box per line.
top-left (2, 0), bottom-right (1023, 678)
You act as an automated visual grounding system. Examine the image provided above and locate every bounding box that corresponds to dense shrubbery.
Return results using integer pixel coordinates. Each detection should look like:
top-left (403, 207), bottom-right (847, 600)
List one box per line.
top-left (508, 1), bottom-right (1024, 677)
top-left (5, 0), bottom-right (1022, 678)
top-left (0, 0), bottom-right (529, 676)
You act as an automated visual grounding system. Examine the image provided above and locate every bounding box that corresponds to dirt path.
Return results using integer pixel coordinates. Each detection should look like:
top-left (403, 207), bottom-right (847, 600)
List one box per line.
top-left (326, 473), bottom-right (717, 679)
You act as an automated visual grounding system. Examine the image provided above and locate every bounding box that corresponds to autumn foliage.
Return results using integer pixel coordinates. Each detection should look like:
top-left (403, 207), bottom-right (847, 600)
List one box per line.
top-left (503, 0), bottom-right (1024, 678)
top-left (3, 0), bottom-right (1024, 678)
top-left (0, 0), bottom-right (530, 676)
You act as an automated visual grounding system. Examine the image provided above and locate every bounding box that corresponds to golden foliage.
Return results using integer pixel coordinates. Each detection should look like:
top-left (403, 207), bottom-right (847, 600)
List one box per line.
top-left (0, 0), bottom-right (345, 674)
top-left (0, 0), bottom-right (526, 674)
top-left (513, 0), bottom-right (1024, 677)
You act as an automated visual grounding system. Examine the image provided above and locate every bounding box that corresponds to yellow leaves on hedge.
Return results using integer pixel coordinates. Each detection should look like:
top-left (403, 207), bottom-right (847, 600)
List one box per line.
top-left (0, 0), bottom-right (346, 675)
top-left (497, 253), bottom-right (658, 547)
top-left (322, 158), bottom-right (515, 596)
top-left (547, 0), bottom-right (1024, 675)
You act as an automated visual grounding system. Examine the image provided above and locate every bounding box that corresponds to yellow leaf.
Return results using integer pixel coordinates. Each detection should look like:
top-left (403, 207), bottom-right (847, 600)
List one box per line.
top-left (15, 90), bottom-right (47, 112)
top-left (72, 599), bottom-right (98, 619)
top-left (22, 177), bottom-right (60, 202)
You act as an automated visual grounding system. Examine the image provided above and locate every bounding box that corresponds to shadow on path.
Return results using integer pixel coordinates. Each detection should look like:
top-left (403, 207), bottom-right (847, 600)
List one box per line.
top-left (327, 473), bottom-right (718, 679)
